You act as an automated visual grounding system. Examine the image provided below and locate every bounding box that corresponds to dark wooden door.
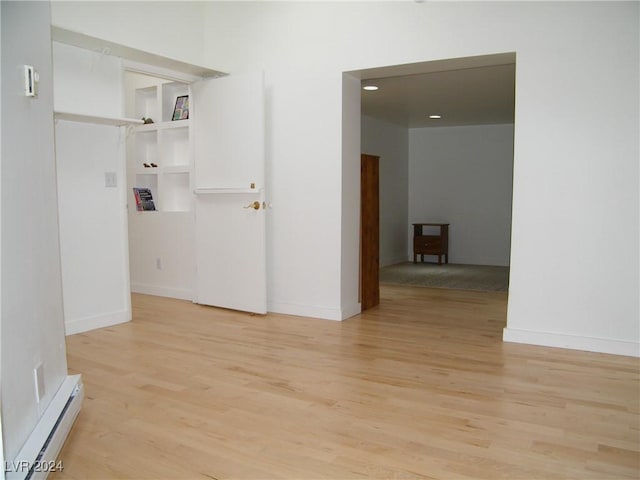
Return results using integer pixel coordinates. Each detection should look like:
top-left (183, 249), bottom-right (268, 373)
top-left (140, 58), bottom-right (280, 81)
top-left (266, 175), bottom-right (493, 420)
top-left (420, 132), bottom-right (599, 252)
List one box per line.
top-left (361, 154), bottom-right (379, 310)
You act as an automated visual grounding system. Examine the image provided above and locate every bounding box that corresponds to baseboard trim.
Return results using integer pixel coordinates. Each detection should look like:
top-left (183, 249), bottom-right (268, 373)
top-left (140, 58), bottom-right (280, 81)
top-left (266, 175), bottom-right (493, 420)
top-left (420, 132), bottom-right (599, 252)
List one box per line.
top-left (444, 257), bottom-right (510, 267)
top-left (503, 327), bottom-right (640, 357)
top-left (268, 301), bottom-right (348, 321)
top-left (396, 256), bottom-right (510, 267)
top-left (131, 283), bottom-right (193, 301)
top-left (65, 309), bottom-right (130, 336)
top-left (341, 302), bottom-right (361, 320)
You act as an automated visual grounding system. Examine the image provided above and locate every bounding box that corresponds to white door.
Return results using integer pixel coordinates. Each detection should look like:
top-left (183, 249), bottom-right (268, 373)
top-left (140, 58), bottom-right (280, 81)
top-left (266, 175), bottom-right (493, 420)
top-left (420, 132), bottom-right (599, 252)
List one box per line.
top-left (192, 72), bottom-right (266, 314)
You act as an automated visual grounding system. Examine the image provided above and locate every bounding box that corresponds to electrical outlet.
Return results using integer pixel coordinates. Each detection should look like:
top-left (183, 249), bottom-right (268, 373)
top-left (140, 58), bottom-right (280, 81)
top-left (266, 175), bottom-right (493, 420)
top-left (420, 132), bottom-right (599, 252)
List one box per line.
top-left (34, 363), bottom-right (45, 402)
top-left (156, 257), bottom-right (162, 270)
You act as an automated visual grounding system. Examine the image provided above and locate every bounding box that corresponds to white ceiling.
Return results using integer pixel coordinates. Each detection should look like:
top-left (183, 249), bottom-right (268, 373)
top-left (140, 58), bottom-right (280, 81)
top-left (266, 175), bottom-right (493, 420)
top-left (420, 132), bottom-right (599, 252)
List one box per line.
top-left (353, 52), bottom-right (516, 128)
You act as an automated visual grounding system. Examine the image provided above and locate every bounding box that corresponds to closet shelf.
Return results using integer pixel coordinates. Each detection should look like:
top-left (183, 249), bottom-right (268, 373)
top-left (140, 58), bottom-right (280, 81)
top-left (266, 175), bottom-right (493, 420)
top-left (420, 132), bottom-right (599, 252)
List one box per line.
top-left (135, 120), bottom-right (190, 132)
top-left (55, 111), bottom-right (144, 126)
top-left (194, 188), bottom-right (262, 195)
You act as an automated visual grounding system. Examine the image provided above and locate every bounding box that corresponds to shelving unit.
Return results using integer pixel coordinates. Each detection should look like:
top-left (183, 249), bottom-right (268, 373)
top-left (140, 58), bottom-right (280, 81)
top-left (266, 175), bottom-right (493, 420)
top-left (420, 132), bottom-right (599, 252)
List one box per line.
top-left (130, 81), bottom-right (191, 213)
top-left (124, 70), bottom-right (200, 301)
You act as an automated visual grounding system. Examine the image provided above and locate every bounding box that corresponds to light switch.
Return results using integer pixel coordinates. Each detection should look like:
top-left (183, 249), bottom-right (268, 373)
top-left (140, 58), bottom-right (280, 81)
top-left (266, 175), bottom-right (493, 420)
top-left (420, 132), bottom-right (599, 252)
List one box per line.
top-left (105, 172), bottom-right (117, 188)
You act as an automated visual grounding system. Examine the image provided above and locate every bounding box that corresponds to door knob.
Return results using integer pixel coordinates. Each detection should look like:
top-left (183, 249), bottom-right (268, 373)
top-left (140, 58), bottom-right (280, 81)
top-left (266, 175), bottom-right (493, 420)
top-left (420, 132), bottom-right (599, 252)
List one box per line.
top-left (244, 201), bottom-right (261, 210)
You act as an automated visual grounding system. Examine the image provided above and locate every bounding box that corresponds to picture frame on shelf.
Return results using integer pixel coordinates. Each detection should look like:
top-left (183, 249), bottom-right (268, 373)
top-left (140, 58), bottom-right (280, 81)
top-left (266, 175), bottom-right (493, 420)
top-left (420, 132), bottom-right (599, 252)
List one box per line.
top-left (172, 95), bottom-right (189, 121)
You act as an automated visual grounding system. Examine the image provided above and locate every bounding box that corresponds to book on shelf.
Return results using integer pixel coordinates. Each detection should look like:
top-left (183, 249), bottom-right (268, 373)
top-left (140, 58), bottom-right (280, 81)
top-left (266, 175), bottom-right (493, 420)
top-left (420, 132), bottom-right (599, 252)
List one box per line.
top-left (132, 187), bottom-right (156, 211)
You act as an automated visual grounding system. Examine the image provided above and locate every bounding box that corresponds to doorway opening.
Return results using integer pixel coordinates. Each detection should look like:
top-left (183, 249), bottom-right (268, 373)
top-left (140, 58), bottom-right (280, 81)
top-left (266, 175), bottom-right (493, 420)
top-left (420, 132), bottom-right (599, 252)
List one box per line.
top-left (351, 52), bottom-right (516, 309)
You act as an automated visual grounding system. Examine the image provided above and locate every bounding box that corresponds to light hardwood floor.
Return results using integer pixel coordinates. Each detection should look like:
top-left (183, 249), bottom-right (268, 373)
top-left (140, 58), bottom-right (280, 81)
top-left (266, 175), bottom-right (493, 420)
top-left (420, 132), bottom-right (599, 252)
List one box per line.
top-left (52, 286), bottom-right (639, 479)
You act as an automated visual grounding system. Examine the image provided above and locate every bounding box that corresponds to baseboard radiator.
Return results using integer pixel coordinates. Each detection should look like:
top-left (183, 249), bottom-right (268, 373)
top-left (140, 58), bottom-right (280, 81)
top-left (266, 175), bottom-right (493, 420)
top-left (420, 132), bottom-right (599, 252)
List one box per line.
top-left (5, 375), bottom-right (83, 480)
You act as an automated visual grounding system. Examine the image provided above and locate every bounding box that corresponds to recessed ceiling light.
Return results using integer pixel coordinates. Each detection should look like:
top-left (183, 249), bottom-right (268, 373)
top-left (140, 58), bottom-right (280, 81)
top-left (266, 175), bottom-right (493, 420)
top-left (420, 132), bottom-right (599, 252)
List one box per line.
top-left (363, 85), bottom-right (379, 91)
top-left (429, 114), bottom-right (442, 119)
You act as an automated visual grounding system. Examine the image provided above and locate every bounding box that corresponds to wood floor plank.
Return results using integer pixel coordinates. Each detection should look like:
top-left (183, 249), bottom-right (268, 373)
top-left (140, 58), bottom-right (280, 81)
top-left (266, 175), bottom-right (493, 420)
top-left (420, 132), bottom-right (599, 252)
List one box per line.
top-left (51, 286), bottom-right (639, 479)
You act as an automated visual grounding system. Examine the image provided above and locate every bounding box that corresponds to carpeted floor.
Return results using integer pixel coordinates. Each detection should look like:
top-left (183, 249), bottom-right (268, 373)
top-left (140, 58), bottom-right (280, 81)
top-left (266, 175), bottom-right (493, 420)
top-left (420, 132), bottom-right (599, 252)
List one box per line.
top-left (380, 262), bottom-right (510, 292)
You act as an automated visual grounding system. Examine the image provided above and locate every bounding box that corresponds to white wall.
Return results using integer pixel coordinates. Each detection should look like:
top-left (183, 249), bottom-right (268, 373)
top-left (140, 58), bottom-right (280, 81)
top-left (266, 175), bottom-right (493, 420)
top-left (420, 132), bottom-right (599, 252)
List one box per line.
top-left (127, 212), bottom-right (194, 300)
top-left (362, 120), bottom-right (512, 268)
top-left (52, 42), bottom-right (123, 117)
top-left (1, 0), bottom-right (68, 462)
top-left (409, 124), bottom-right (514, 266)
top-left (263, 69), bottom-right (346, 319)
top-left (341, 73), bottom-right (362, 318)
top-left (50, 1), bottom-right (207, 69)
top-left (208, 1), bottom-right (640, 355)
top-left (55, 122), bottom-right (131, 334)
top-left (52, 1), bottom-right (639, 356)
top-left (361, 115), bottom-right (409, 267)
top-left (53, 42), bottom-right (131, 335)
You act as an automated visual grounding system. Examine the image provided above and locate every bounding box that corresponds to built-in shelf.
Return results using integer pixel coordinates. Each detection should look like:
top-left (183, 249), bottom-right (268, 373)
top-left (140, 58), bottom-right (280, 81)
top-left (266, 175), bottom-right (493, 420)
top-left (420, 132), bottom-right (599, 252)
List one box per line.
top-left (135, 166), bottom-right (189, 175)
top-left (131, 80), bottom-right (193, 213)
top-left (135, 123), bottom-right (158, 132)
top-left (55, 111), bottom-right (143, 126)
top-left (194, 188), bottom-right (263, 195)
top-left (134, 120), bottom-right (190, 132)
top-left (163, 165), bottom-right (190, 174)
top-left (165, 120), bottom-right (190, 129)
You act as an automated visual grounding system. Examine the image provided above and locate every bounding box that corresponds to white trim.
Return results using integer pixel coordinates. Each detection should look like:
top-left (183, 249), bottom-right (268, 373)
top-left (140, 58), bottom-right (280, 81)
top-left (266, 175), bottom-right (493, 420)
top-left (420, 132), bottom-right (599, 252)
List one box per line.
top-left (503, 327), bottom-right (640, 357)
top-left (268, 301), bottom-right (347, 321)
top-left (131, 283), bottom-right (193, 301)
top-left (64, 310), bottom-right (130, 336)
top-left (340, 301), bottom-right (362, 320)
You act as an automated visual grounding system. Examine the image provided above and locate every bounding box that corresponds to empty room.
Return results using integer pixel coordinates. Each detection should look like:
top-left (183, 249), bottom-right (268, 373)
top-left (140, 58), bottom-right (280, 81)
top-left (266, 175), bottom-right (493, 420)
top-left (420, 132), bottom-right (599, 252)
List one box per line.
top-left (1, 1), bottom-right (638, 479)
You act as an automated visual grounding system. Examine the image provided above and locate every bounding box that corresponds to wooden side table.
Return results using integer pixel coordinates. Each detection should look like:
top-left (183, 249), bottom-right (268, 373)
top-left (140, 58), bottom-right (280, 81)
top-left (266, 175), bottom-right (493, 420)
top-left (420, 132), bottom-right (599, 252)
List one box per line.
top-left (412, 223), bottom-right (449, 265)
